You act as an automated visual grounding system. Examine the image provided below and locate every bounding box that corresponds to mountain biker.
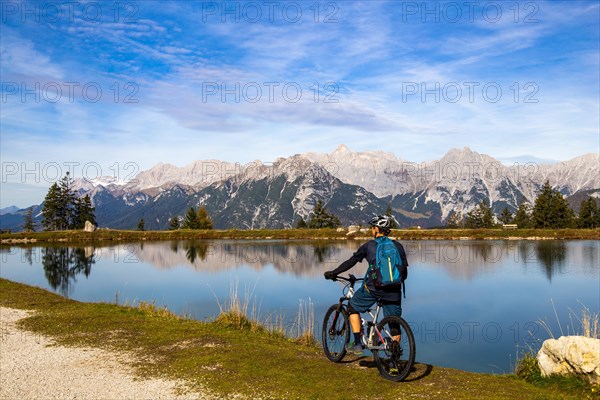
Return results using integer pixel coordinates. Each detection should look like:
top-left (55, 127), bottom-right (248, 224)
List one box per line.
top-left (324, 215), bottom-right (408, 354)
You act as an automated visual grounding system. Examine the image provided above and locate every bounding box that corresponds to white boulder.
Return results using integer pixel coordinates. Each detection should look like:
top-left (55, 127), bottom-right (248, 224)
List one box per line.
top-left (83, 221), bottom-right (96, 232)
top-left (347, 225), bottom-right (360, 233)
top-left (537, 335), bottom-right (600, 385)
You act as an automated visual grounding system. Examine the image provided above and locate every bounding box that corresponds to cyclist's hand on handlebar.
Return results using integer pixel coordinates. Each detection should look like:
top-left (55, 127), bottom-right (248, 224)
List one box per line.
top-left (324, 271), bottom-right (337, 281)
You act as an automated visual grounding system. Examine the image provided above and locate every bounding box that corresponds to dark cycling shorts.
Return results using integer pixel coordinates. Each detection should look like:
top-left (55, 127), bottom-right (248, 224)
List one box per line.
top-left (349, 284), bottom-right (402, 318)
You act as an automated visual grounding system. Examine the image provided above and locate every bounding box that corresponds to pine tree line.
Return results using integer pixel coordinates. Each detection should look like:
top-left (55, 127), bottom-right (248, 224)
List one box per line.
top-left (295, 199), bottom-right (341, 229)
top-left (445, 181), bottom-right (599, 229)
top-left (21, 207), bottom-right (37, 232)
top-left (41, 173), bottom-right (96, 231)
top-left (169, 206), bottom-right (213, 230)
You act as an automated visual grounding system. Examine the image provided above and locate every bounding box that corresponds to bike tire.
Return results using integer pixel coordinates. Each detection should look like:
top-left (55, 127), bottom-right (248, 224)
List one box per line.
top-left (372, 316), bottom-right (416, 381)
top-left (321, 304), bottom-right (350, 362)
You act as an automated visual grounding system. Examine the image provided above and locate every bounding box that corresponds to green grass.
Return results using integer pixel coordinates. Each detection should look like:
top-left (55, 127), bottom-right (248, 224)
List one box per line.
top-left (1, 227), bottom-right (598, 244)
top-left (515, 353), bottom-right (598, 400)
top-left (0, 278), bottom-right (582, 400)
top-left (513, 304), bottom-right (600, 400)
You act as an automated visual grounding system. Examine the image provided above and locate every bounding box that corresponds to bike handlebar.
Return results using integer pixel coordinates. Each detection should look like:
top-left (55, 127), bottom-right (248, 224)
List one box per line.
top-left (331, 274), bottom-right (363, 284)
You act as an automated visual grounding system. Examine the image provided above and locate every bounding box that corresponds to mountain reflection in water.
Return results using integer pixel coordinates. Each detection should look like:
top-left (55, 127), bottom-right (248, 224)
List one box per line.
top-left (3, 239), bottom-right (597, 374)
top-left (31, 240), bottom-right (597, 290)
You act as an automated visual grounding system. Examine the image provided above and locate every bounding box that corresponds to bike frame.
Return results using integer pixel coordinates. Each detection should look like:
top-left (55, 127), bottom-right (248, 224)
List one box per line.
top-left (324, 274), bottom-right (416, 382)
top-left (331, 276), bottom-right (392, 352)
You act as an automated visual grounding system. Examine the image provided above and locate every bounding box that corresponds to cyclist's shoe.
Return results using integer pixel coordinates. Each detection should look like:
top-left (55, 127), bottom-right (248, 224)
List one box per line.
top-left (391, 341), bottom-right (403, 356)
top-left (347, 342), bottom-right (364, 355)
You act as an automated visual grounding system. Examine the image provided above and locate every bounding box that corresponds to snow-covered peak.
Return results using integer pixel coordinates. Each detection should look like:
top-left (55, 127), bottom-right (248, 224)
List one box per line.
top-left (72, 176), bottom-right (126, 191)
top-left (438, 147), bottom-right (498, 165)
top-left (333, 144), bottom-right (351, 154)
top-left (532, 153), bottom-right (600, 195)
top-left (303, 144), bottom-right (408, 197)
top-left (126, 159), bottom-right (241, 191)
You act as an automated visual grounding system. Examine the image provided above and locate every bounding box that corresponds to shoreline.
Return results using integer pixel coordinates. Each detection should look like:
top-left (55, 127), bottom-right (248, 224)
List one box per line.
top-left (0, 278), bottom-right (582, 399)
top-left (1, 228), bottom-right (598, 244)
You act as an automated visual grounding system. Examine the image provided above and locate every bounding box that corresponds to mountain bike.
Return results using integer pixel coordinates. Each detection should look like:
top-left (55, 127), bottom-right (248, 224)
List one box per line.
top-left (322, 274), bottom-right (416, 381)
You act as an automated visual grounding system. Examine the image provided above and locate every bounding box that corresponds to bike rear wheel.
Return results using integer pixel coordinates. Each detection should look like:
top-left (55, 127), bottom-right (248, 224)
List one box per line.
top-left (372, 316), bottom-right (415, 381)
top-left (321, 304), bottom-right (350, 362)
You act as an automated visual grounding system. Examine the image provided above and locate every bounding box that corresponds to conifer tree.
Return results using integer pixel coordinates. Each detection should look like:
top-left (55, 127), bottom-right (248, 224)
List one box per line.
top-left (446, 210), bottom-right (463, 228)
top-left (578, 197), bottom-right (599, 228)
top-left (58, 172), bottom-right (78, 229)
top-left (168, 216), bottom-right (180, 230)
top-left (481, 201), bottom-right (494, 227)
top-left (513, 201), bottom-right (531, 228)
top-left (531, 181), bottom-right (575, 228)
top-left (385, 205), bottom-right (398, 228)
top-left (22, 207), bottom-right (36, 232)
top-left (42, 183), bottom-right (62, 231)
top-left (464, 201), bottom-right (494, 228)
top-left (41, 173), bottom-right (96, 231)
top-left (73, 195), bottom-right (96, 229)
top-left (498, 207), bottom-right (513, 224)
top-left (196, 206), bottom-right (213, 229)
top-left (296, 217), bottom-right (307, 229)
top-left (182, 207), bottom-right (201, 229)
top-left (137, 218), bottom-right (146, 231)
top-left (307, 199), bottom-right (341, 229)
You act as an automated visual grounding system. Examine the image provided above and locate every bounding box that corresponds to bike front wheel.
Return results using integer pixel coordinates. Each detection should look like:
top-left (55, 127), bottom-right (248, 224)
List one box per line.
top-left (372, 316), bottom-right (416, 381)
top-left (321, 304), bottom-right (350, 362)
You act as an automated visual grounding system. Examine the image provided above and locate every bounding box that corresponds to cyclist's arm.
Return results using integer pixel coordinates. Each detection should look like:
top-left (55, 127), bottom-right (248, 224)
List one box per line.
top-left (328, 243), bottom-right (368, 275)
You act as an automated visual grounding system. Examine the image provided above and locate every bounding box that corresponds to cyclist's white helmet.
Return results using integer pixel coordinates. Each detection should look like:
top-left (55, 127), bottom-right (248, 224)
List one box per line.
top-left (368, 214), bottom-right (396, 230)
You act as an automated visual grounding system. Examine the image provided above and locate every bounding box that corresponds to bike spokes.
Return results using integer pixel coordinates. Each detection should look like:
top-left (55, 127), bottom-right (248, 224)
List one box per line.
top-left (373, 316), bottom-right (415, 381)
top-left (322, 304), bottom-right (350, 363)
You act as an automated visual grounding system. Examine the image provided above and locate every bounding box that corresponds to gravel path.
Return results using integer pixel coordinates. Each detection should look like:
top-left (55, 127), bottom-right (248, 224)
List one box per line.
top-left (0, 307), bottom-right (213, 400)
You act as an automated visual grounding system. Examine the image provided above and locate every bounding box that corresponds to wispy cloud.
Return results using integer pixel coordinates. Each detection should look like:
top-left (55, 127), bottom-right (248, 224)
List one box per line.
top-left (1, 0), bottom-right (598, 207)
top-left (0, 28), bottom-right (64, 79)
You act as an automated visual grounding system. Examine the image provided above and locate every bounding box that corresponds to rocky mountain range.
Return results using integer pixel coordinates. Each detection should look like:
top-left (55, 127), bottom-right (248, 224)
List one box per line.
top-left (2, 146), bottom-right (598, 231)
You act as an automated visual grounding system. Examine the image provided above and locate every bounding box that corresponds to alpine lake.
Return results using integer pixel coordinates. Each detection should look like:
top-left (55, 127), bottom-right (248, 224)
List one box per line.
top-left (1, 239), bottom-right (598, 374)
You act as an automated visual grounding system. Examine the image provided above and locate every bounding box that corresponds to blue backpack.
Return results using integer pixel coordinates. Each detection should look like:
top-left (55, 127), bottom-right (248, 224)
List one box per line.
top-left (367, 236), bottom-right (403, 289)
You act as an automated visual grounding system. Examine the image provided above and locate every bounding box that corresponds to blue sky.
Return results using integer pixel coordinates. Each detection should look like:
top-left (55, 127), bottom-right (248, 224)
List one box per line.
top-left (1, 0), bottom-right (599, 207)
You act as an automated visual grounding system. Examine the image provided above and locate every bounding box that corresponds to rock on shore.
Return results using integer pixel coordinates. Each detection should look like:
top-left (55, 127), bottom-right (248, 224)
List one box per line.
top-left (537, 335), bottom-right (600, 385)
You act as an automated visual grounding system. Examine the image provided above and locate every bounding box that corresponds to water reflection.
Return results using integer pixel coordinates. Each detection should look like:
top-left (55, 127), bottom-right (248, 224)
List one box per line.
top-left (42, 247), bottom-right (95, 297)
top-left (129, 240), bottom-right (351, 276)
top-left (313, 243), bottom-right (336, 263)
top-left (95, 240), bottom-right (598, 283)
top-left (403, 241), bottom-right (512, 281)
top-left (534, 241), bottom-right (566, 280)
top-left (402, 241), bottom-right (586, 282)
top-left (1, 239), bottom-right (597, 375)
top-left (182, 240), bottom-right (210, 263)
top-left (4, 240), bottom-right (596, 297)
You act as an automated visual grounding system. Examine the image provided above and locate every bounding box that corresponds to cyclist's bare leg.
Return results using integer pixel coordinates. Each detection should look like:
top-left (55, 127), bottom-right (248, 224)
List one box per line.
top-left (349, 313), bottom-right (361, 334)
